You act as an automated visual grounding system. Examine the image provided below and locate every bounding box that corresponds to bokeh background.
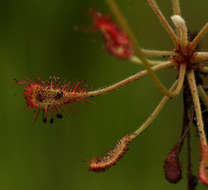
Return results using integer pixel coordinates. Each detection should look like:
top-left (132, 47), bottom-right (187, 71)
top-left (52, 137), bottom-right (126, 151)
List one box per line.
top-left (1, 0), bottom-right (208, 189)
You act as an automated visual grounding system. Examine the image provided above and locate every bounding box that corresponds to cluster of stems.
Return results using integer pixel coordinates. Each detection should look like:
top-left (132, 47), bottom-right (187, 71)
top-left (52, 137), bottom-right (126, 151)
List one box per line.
top-left (81, 0), bottom-right (208, 188)
top-left (78, 0), bottom-right (208, 147)
top-left (17, 0), bottom-right (208, 188)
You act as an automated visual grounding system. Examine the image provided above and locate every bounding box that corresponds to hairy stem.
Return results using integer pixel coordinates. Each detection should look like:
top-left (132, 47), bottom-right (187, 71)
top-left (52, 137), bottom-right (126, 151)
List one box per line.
top-left (187, 70), bottom-right (207, 145)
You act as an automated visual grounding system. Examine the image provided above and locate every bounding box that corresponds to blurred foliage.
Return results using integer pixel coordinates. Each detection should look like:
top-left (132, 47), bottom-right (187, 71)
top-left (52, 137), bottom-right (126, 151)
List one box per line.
top-left (1, 0), bottom-right (208, 189)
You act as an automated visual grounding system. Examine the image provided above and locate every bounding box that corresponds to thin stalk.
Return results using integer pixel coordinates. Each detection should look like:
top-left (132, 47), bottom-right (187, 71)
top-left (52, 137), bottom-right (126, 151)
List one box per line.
top-left (142, 49), bottom-right (176, 57)
top-left (198, 85), bottom-right (208, 108)
top-left (169, 64), bottom-right (186, 96)
top-left (186, 111), bottom-right (197, 190)
top-left (33, 62), bottom-right (173, 105)
top-left (147, 0), bottom-right (178, 45)
top-left (87, 61), bottom-right (174, 97)
top-left (172, 0), bottom-right (181, 37)
top-left (39, 62), bottom-right (173, 102)
top-left (106, 0), bottom-right (179, 97)
top-left (129, 56), bottom-right (167, 65)
top-left (172, 0), bottom-right (181, 15)
top-left (190, 23), bottom-right (208, 50)
top-left (187, 70), bottom-right (207, 145)
top-left (200, 66), bottom-right (208, 73)
top-left (130, 80), bottom-right (177, 139)
top-left (88, 61), bottom-right (185, 98)
top-left (193, 52), bottom-right (208, 63)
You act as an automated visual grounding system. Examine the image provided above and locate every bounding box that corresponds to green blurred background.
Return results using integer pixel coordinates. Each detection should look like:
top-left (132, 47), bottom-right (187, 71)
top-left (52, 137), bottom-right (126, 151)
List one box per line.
top-left (1, 0), bottom-right (208, 189)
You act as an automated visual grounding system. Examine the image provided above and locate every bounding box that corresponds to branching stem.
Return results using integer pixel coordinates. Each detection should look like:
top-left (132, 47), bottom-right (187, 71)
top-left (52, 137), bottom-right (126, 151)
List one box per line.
top-left (88, 62), bottom-right (185, 98)
top-left (106, 0), bottom-right (180, 97)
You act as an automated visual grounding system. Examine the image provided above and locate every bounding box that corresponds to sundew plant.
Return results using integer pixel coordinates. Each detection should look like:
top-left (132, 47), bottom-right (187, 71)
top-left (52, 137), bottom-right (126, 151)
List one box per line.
top-left (15, 0), bottom-right (208, 189)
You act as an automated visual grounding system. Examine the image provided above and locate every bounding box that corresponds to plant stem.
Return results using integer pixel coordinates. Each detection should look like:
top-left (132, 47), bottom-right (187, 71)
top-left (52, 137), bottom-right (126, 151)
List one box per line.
top-left (87, 61), bottom-right (174, 97)
top-left (190, 23), bottom-right (208, 50)
top-left (171, 0), bottom-right (181, 38)
top-left (172, 0), bottom-right (181, 15)
top-left (142, 49), bottom-right (176, 57)
top-left (40, 62), bottom-right (173, 102)
top-left (67, 62), bottom-right (185, 99)
top-left (200, 66), bottom-right (208, 73)
top-left (198, 85), bottom-right (208, 108)
top-left (131, 80), bottom-right (178, 139)
top-left (129, 56), bottom-right (167, 65)
top-left (193, 52), bottom-right (208, 63)
top-left (130, 64), bottom-right (186, 139)
top-left (169, 64), bottom-right (186, 96)
top-left (147, 0), bottom-right (178, 45)
top-left (106, 0), bottom-right (179, 97)
top-left (187, 70), bottom-right (207, 145)
top-left (171, 15), bottom-right (188, 49)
